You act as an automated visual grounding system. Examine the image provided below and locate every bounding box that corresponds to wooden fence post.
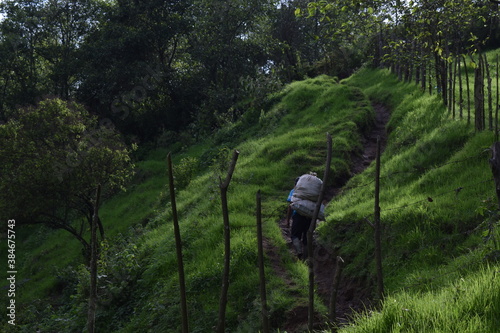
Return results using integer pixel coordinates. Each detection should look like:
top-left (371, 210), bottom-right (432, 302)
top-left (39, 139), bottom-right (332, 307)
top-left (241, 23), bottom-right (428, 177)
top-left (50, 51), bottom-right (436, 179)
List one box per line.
top-left (489, 142), bottom-right (500, 209)
top-left (307, 133), bottom-right (333, 332)
top-left (328, 256), bottom-right (345, 326)
top-left (86, 184), bottom-right (101, 333)
top-left (256, 190), bottom-right (270, 333)
top-left (167, 153), bottom-right (189, 333)
top-left (216, 150), bottom-right (239, 333)
top-left (496, 54), bottom-right (499, 142)
top-left (374, 136), bottom-right (384, 301)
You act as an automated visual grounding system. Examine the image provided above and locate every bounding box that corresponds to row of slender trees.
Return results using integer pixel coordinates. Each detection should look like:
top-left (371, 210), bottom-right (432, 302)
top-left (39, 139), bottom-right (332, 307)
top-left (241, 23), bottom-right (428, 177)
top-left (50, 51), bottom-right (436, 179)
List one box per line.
top-left (377, 0), bottom-right (500, 133)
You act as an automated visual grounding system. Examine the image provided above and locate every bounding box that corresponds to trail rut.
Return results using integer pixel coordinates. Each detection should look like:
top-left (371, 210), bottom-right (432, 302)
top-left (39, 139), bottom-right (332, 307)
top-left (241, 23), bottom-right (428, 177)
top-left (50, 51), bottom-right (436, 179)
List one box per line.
top-left (265, 102), bottom-right (390, 332)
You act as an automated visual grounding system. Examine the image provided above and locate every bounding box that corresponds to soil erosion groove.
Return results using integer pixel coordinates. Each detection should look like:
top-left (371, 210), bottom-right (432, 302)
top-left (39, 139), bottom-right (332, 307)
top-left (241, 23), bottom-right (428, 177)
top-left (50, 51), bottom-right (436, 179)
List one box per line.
top-left (264, 102), bottom-right (390, 332)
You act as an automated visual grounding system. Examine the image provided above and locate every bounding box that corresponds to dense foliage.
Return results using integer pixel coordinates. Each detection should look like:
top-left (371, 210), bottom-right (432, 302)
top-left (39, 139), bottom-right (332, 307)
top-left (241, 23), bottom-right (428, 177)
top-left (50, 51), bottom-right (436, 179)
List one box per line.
top-left (3, 0), bottom-right (500, 145)
top-left (0, 0), bottom-right (325, 143)
top-left (0, 98), bottom-right (134, 254)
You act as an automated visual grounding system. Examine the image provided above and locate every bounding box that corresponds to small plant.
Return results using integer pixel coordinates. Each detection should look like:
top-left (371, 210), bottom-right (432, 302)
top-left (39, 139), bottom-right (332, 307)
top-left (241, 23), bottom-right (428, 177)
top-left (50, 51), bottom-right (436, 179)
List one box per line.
top-left (173, 156), bottom-right (199, 189)
top-left (476, 197), bottom-right (500, 262)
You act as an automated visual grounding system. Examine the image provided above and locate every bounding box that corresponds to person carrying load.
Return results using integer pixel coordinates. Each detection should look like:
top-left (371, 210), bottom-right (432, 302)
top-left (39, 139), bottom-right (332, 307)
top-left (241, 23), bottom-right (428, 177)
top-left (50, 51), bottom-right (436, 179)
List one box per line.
top-left (286, 172), bottom-right (325, 259)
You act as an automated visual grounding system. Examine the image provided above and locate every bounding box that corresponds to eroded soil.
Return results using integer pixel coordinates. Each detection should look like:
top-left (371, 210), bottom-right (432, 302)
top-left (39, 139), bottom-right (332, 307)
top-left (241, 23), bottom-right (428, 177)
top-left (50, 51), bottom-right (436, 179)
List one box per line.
top-left (266, 102), bottom-right (390, 332)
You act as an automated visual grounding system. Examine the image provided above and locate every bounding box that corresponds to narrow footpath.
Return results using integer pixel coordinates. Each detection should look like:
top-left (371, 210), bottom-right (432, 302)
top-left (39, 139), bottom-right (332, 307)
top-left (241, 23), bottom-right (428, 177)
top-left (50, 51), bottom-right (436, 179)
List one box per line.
top-left (264, 102), bottom-right (391, 332)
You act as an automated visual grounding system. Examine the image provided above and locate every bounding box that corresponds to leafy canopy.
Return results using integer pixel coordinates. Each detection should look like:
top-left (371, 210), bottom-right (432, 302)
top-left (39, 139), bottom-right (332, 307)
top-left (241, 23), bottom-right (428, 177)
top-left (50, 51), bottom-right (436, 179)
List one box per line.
top-left (0, 98), bottom-right (135, 250)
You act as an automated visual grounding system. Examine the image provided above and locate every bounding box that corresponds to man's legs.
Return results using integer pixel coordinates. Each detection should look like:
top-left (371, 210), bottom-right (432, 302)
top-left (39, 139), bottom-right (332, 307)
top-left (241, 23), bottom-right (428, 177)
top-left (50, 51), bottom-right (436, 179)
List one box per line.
top-left (291, 214), bottom-right (312, 258)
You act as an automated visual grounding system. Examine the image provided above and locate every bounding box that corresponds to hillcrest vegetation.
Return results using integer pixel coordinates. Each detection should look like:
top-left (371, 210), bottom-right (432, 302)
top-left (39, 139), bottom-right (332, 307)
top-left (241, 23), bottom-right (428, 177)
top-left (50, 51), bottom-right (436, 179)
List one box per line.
top-left (2, 0), bottom-right (500, 332)
top-left (1, 65), bottom-right (500, 332)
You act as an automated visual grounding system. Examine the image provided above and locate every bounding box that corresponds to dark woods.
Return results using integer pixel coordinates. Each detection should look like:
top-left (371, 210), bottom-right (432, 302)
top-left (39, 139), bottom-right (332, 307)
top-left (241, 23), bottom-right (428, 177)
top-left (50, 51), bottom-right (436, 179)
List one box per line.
top-left (3, 0), bottom-right (500, 145)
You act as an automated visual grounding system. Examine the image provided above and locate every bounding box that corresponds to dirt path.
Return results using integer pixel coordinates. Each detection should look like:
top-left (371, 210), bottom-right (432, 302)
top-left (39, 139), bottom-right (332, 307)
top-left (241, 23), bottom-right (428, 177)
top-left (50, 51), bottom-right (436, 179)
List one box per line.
top-left (266, 102), bottom-right (390, 332)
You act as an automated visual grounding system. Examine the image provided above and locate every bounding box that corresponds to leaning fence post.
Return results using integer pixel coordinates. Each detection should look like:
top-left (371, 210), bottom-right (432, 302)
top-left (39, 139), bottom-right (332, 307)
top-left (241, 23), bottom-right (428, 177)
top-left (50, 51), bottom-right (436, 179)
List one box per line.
top-left (216, 150), bottom-right (239, 333)
top-left (167, 153), bottom-right (189, 333)
top-left (256, 190), bottom-right (270, 333)
top-left (307, 133), bottom-right (333, 332)
top-left (374, 136), bottom-right (384, 301)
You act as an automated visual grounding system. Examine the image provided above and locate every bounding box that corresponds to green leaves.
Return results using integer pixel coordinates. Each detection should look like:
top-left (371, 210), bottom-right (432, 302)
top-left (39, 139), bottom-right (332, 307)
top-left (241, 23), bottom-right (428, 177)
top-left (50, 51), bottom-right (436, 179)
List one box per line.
top-left (0, 98), bottom-right (135, 236)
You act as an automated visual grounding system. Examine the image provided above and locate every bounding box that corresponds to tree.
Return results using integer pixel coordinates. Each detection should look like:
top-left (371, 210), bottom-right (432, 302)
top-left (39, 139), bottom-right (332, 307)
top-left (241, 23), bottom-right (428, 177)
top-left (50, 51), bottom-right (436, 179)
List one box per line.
top-left (296, 0), bottom-right (382, 78)
top-left (0, 0), bottom-right (48, 112)
top-left (187, 0), bottom-right (275, 130)
top-left (38, 0), bottom-right (102, 99)
top-left (0, 98), bottom-right (135, 258)
top-left (0, 0), bottom-right (102, 116)
top-left (76, 0), bottom-right (195, 142)
top-left (267, 0), bottom-right (323, 80)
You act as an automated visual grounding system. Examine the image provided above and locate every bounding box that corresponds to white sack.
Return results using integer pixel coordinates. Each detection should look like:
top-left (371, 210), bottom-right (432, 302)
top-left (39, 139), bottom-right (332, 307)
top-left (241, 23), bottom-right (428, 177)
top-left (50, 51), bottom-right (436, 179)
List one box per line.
top-left (292, 174), bottom-right (322, 202)
top-left (291, 199), bottom-right (325, 220)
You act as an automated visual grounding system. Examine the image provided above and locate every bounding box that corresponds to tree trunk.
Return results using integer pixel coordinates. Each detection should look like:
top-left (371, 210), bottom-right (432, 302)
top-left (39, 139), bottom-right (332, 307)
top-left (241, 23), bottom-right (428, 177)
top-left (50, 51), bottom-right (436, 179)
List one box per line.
top-left (474, 55), bottom-right (485, 131)
top-left (496, 54), bottom-right (499, 141)
top-left (463, 55), bottom-right (471, 125)
top-left (429, 61), bottom-right (433, 95)
top-left (458, 55), bottom-right (464, 120)
top-left (451, 56), bottom-right (457, 118)
top-left (421, 52), bottom-right (426, 92)
top-left (485, 54), bottom-right (493, 130)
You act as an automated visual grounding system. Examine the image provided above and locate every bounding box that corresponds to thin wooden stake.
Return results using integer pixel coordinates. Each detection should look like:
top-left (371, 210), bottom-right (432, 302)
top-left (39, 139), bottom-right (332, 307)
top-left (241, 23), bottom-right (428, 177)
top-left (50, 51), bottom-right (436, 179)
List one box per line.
top-left (167, 153), bottom-right (189, 333)
top-left (458, 55), bottom-right (463, 120)
top-left (496, 54), bottom-right (499, 142)
top-left (216, 150), bottom-right (240, 333)
top-left (489, 142), bottom-right (500, 209)
top-left (374, 137), bottom-right (384, 301)
top-left (328, 256), bottom-right (345, 326)
top-left (86, 184), bottom-right (101, 333)
top-left (256, 190), bottom-right (270, 333)
top-left (307, 133), bottom-right (333, 332)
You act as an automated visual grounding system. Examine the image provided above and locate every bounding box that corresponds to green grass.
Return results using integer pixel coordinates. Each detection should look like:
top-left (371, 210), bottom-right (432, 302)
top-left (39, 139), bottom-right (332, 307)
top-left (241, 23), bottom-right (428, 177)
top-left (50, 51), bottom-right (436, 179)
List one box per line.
top-left (116, 77), bottom-right (370, 332)
top-left (336, 264), bottom-right (500, 333)
top-left (1, 75), bottom-right (373, 332)
top-left (315, 66), bottom-right (500, 332)
top-left (3, 65), bottom-right (500, 332)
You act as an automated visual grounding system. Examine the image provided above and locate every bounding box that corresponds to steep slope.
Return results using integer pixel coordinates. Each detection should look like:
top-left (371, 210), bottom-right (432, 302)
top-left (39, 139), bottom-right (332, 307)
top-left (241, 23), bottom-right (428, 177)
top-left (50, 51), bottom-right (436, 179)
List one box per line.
top-left (319, 68), bottom-right (500, 332)
top-left (4, 67), bottom-right (497, 333)
top-left (271, 101), bottom-right (391, 332)
top-left (1, 75), bottom-right (377, 332)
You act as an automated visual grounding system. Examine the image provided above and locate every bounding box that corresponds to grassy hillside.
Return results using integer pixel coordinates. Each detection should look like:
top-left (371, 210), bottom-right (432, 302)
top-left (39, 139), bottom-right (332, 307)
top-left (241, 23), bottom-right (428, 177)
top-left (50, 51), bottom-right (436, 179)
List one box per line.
top-left (2, 64), bottom-right (499, 332)
top-left (1, 75), bottom-right (375, 332)
top-left (319, 67), bottom-right (500, 332)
